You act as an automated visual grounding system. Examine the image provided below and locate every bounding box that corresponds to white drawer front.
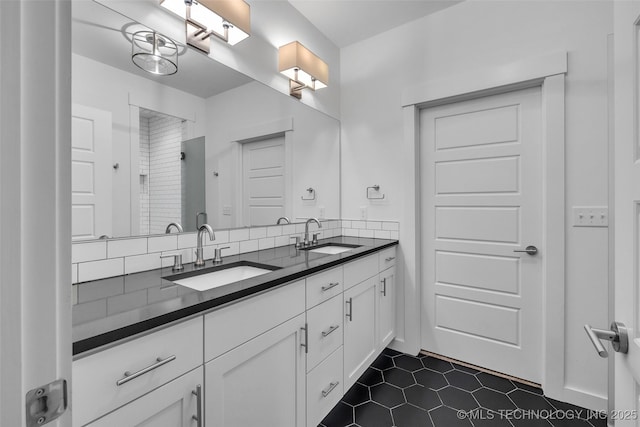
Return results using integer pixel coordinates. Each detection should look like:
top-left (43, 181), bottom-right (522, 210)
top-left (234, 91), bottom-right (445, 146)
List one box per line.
top-left (306, 266), bottom-right (343, 308)
top-left (344, 254), bottom-right (378, 290)
top-left (378, 247), bottom-right (397, 271)
top-left (306, 294), bottom-right (343, 371)
top-left (73, 317), bottom-right (203, 426)
top-left (307, 346), bottom-right (344, 427)
top-left (204, 280), bottom-right (305, 362)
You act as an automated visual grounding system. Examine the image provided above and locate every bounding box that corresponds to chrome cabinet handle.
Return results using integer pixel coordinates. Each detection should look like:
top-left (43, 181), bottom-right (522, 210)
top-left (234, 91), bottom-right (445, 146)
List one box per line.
top-left (321, 282), bottom-right (340, 292)
top-left (116, 355), bottom-right (176, 386)
top-left (346, 298), bottom-right (353, 321)
top-left (321, 325), bottom-right (340, 338)
top-left (380, 278), bottom-right (387, 296)
top-left (385, 257), bottom-right (395, 262)
top-left (513, 245), bottom-right (538, 255)
top-left (322, 381), bottom-right (339, 398)
top-left (300, 323), bottom-right (309, 354)
top-left (192, 384), bottom-right (202, 427)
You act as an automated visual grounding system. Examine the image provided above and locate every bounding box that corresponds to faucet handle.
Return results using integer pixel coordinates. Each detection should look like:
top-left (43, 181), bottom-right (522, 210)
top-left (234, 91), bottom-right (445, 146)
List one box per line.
top-left (290, 236), bottom-right (302, 249)
top-left (213, 246), bottom-right (230, 264)
top-left (312, 233), bottom-right (320, 245)
top-left (161, 254), bottom-right (184, 272)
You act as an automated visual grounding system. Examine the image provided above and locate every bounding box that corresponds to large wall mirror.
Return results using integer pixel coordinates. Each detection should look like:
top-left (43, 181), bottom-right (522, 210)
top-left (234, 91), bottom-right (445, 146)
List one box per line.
top-left (71, 0), bottom-right (340, 241)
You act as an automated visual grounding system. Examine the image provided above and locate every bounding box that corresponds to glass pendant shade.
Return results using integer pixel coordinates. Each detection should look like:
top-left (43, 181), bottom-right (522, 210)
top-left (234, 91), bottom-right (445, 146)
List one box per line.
top-left (131, 31), bottom-right (178, 76)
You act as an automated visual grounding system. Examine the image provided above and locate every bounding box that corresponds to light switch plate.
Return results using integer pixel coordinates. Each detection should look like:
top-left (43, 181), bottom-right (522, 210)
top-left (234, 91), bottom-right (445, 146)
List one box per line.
top-left (572, 206), bottom-right (608, 227)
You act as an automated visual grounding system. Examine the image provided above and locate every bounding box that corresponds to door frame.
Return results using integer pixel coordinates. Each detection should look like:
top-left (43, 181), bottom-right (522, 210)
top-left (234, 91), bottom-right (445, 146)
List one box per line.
top-left (398, 51), bottom-right (581, 406)
top-left (229, 117), bottom-right (294, 227)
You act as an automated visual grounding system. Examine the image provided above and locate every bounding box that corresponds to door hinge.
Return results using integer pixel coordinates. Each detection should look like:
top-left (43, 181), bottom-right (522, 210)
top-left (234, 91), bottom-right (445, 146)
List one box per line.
top-left (26, 379), bottom-right (68, 427)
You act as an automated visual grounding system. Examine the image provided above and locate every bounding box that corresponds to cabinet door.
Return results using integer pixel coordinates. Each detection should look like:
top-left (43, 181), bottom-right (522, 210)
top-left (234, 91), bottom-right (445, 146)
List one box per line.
top-left (343, 276), bottom-right (378, 390)
top-left (86, 367), bottom-right (203, 427)
top-left (205, 313), bottom-right (306, 427)
top-left (378, 266), bottom-right (396, 349)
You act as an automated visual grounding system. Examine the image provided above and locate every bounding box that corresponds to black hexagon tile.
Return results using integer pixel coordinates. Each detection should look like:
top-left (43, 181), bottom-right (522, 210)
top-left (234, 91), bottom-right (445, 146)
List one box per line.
top-left (444, 370), bottom-right (482, 392)
top-left (383, 367), bottom-right (416, 388)
top-left (392, 403), bottom-right (434, 427)
top-left (370, 383), bottom-right (405, 408)
top-left (421, 356), bottom-right (454, 373)
top-left (404, 384), bottom-right (442, 411)
top-left (438, 386), bottom-right (479, 411)
top-left (413, 368), bottom-right (448, 390)
top-left (355, 401), bottom-right (393, 427)
top-left (394, 354), bottom-right (424, 372)
top-left (343, 382), bottom-right (370, 407)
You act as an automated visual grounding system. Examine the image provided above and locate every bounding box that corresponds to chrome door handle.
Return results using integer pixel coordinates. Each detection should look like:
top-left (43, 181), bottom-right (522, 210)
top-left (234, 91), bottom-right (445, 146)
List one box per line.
top-left (346, 298), bottom-right (353, 321)
top-left (584, 322), bottom-right (629, 358)
top-left (380, 278), bottom-right (387, 296)
top-left (116, 355), bottom-right (176, 386)
top-left (192, 384), bottom-right (202, 427)
top-left (513, 245), bottom-right (538, 255)
top-left (300, 323), bottom-right (309, 354)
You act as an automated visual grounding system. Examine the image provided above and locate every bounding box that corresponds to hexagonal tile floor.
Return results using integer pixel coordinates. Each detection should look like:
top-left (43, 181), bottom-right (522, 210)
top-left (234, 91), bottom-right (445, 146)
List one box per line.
top-left (319, 348), bottom-right (607, 427)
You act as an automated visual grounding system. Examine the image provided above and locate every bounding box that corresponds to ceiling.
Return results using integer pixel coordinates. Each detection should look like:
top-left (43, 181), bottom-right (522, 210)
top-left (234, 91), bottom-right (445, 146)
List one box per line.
top-left (287, 0), bottom-right (463, 48)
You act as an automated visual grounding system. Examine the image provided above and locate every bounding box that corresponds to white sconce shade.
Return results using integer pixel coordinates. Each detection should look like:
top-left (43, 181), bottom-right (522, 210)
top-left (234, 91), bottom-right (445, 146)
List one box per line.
top-left (131, 31), bottom-right (178, 76)
top-left (160, 0), bottom-right (250, 53)
top-left (279, 41), bottom-right (328, 99)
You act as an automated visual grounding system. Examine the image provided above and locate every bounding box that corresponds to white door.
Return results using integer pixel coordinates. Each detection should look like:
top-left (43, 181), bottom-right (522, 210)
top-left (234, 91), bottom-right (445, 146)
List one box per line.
top-left (613, 2), bottom-right (640, 423)
top-left (72, 104), bottom-right (112, 240)
top-left (242, 135), bottom-right (285, 226)
top-left (420, 87), bottom-right (543, 383)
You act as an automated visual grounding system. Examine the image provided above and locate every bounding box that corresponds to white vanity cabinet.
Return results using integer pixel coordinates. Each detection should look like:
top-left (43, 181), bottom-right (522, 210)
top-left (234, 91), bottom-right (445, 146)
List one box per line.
top-left (72, 317), bottom-right (203, 426)
top-left (85, 367), bottom-right (203, 427)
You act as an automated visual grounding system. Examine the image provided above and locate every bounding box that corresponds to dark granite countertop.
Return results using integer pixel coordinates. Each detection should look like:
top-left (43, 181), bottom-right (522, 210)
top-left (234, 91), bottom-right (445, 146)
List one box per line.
top-left (73, 236), bottom-right (398, 356)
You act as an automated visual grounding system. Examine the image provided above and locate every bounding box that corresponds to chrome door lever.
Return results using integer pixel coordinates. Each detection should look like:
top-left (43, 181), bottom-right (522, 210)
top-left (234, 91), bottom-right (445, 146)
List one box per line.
top-left (584, 322), bottom-right (629, 358)
top-left (513, 245), bottom-right (538, 255)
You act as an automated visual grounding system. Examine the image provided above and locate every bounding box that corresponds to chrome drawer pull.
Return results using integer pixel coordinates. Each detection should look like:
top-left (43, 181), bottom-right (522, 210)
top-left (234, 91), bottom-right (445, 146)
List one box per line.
top-left (321, 325), bottom-right (340, 338)
top-left (192, 384), bottom-right (202, 427)
top-left (346, 298), bottom-right (353, 321)
top-left (380, 278), bottom-right (387, 296)
top-left (116, 355), bottom-right (176, 386)
top-left (321, 381), bottom-right (339, 398)
top-left (385, 256), bottom-right (396, 262)
top-left (321, 282), bottom-right (340, 292)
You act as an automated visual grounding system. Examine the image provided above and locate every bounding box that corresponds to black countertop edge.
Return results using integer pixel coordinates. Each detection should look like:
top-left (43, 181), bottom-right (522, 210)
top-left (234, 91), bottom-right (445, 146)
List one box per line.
top-left (73, 238), bottom-right (398, 356)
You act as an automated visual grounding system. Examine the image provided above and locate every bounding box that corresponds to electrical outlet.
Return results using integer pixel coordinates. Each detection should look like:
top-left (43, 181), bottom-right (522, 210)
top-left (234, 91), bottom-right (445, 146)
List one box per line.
top-left (360, 206), bottom-right (367, 220)
top-left (222, 205), bottom-right (232, 216)
top-left (573, 206), bottom-right (608, 227)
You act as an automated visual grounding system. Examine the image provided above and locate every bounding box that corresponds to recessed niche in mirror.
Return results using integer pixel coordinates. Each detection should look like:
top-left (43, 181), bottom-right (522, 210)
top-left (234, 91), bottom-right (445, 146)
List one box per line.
top-left (71, 0), bottom-right (340, 240)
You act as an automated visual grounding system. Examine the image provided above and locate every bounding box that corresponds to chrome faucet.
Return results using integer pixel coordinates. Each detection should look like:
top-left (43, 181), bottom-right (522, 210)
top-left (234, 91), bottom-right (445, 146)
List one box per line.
top-left (165, 222), bottom-right (183, 234)
top-left (277, 216), bottom-right (291, 225)
top-left (303, 218), bottom-right (322, 246)
top-left (195, 224), bottom-right (215, 267)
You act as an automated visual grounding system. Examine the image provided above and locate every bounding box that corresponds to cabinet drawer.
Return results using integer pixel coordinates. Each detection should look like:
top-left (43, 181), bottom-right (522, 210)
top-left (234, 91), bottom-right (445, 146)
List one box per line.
top-left (306, 294), bottom-right (343, 372)
top-left (378, 247), bottom-right (397, 271)
top-left (204, 279), bottom-right (305, 362)
top-left (344, 253), bottom-right (378, 290)
top-left (307, 346), bottom-right (344, 427)
top-left (73, 317), bottom-right (203, 426)
top-left (306, 266), bottom-right (343, 308)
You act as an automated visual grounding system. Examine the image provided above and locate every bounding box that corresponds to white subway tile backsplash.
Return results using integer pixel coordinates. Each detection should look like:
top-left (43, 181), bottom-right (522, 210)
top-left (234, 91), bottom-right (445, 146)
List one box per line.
top-left (374, 230), bottom-right (392, 239)
top-left (295, 223), bottom-right (306, 233)
top-left (125, 253), bottom-right (162, 275)
top-left (222, 241), bottom-right (240, 256)
top-left (282, 224), bottom-right (296, 235)
top-left (78, 258), bottom-right (124, 283)
top-left (352, 221), bottom-right (366, 229)
top-left (359, 229), bottom-right (375, 238)
top-left (148, 235), bottom-right (178, 253)
top-left (382, 222), bottom-right (400, 231)
top-left (366, 221), bottom-right (382, 230)
top-left (177, 233), bottom-right (198, 249)
top-left (342, 220), bottom-right (352, 228)
top-left (72, 241), bottom-right (106, 263)
top-left (390, 231), bottom-right (399, 240)
top-left (240, 239), bottom-right (259, 253)
top-left (258, 237), bottom-right (275, 250)
top-left (108, 238), bottom-right (147, 258)
top-left (344, 228), bottom-right (359, 237)
top-left (229, 228), bottom-right (250, 242)
top-left (274, 235), bottom-right (290, 247)
top-left (267, 226), bottom-right (282, 237)
top-left (249, 227), bottom-right (267, 239)
top-left (210, 230), bottom-right (229, 245)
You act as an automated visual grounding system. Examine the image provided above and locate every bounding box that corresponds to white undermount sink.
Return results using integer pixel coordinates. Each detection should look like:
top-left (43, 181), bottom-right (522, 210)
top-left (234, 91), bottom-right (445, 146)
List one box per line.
top-left (170, 264), bottom-right (276, 292)
top-left (305, 244), bottom-right (361, 255)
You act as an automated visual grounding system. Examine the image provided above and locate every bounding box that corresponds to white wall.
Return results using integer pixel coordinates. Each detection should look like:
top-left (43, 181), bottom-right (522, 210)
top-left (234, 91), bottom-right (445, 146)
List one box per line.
top-left (72, 54), bottom-right (205, 237)
top-left (205, 81), bottom-right (340, 228)
top-left (340, 0), bottom-right (611, 409)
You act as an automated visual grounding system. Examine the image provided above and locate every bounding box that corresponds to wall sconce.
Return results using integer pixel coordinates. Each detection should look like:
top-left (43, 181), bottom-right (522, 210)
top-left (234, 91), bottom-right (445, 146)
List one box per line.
top-left (131, 31), bottom-right (178, 75)
top-left (160, 0), bottom-right (251, 54)
top-left (278, 41), bottom-right (328, 99)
